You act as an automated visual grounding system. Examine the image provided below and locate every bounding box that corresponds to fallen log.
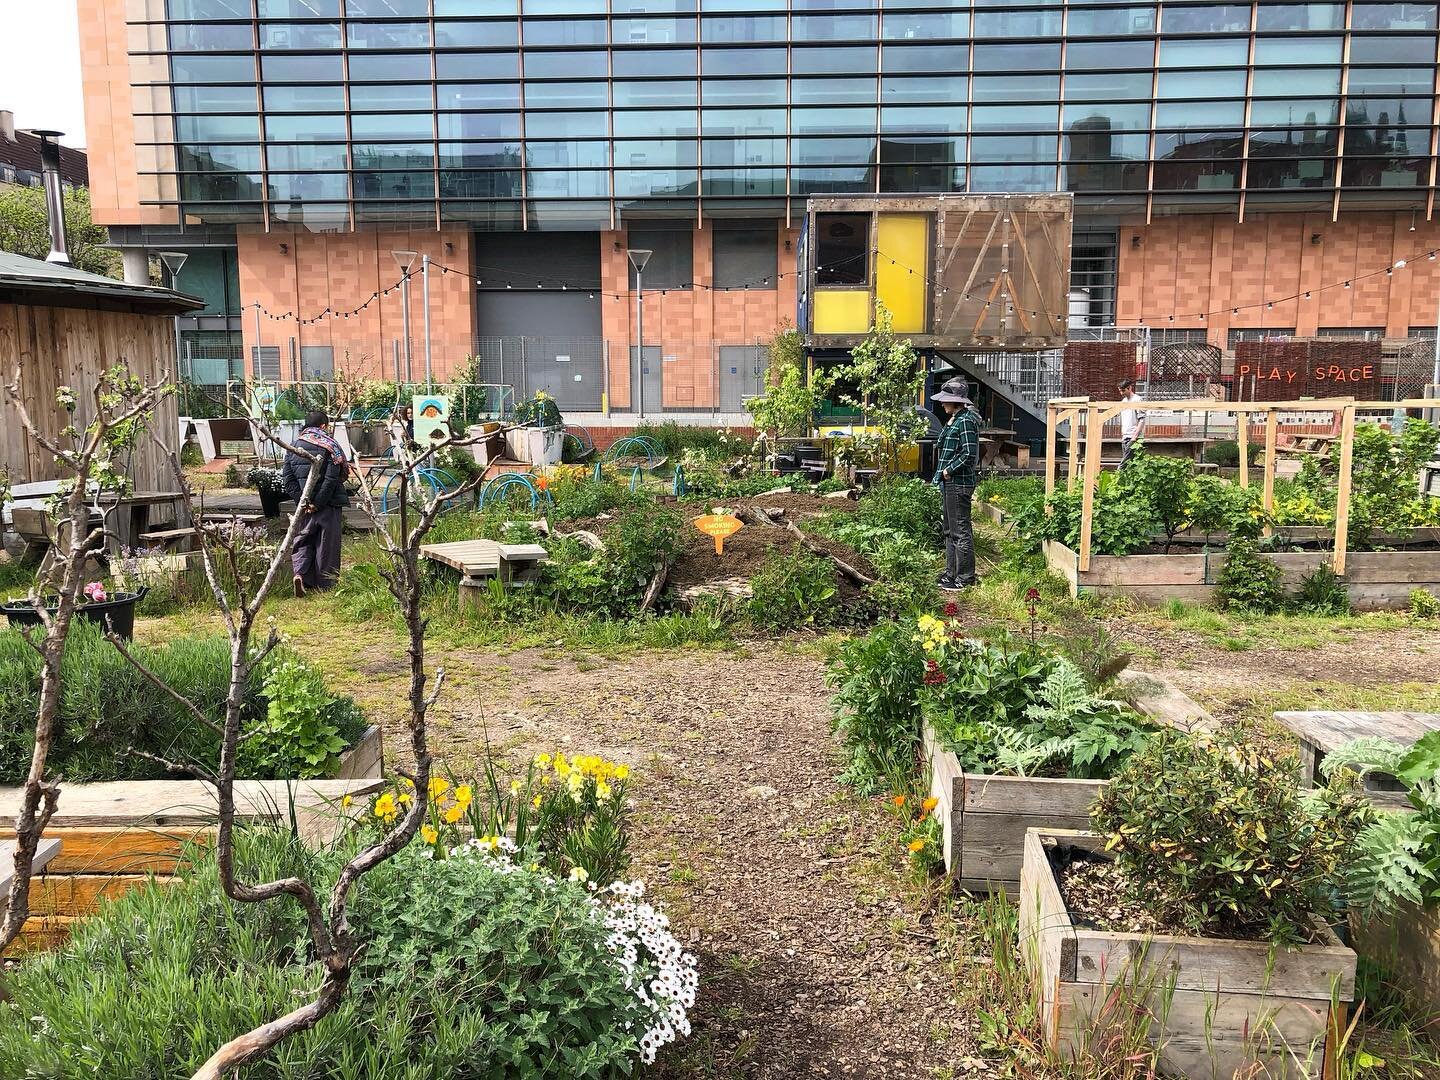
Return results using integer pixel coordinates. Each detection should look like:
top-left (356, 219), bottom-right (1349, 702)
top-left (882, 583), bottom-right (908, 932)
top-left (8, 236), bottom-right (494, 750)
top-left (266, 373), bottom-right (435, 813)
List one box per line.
top-left (639, 556), bottom-right (673, 613)
top-left (737, 507), bottom-right (876, 587)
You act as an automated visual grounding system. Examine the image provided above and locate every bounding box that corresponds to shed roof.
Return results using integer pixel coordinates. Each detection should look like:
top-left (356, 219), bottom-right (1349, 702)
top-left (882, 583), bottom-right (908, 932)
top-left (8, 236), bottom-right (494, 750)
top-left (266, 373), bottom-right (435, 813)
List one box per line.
top-left (0, 251), bottom-right (203, 315)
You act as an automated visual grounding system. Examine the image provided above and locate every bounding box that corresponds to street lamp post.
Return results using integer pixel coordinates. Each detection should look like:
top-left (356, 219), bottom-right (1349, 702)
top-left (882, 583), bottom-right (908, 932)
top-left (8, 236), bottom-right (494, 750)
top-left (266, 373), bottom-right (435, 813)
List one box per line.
top-left (626, 248), bottom-right (652, 416)
top-left (421, 252), bottom-right (433, 389)
top-left (157, 251), bottom-right (190, 382)
top-left (393, 249), bottom-right (418, 384)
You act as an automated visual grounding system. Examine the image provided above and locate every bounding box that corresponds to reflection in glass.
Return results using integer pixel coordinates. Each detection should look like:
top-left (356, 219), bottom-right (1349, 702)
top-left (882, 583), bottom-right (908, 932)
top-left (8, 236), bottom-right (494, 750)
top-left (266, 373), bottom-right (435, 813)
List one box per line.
top-left (261, 54), bottom-right (342, 82)
top-left (351, 114), bottom-right (435, 140)
top-left (1246, 158), bottom-right (1335, 188)
top-left (882, 77), bottom-right (967, 104)
top-left (792, 78), bottom-right (877, 105)
top-left (973, 75), bottom-right (1059, 102)
top-left (441, 142), bottom-right (523, 168)
top-left (882, 12), bottom-right (968, 39)
top-left (435, 21), bottom-right (520, 48)
top-left (702, 79), bottom-right (787, 105)
top-left (346, 22), bottom-right (432, 49)
top-left (612, 17), bottom-right (696, 43)
top-left (969, 164), bottom-right (1055, 192)
top-left (524, 82), bottom-right (608, 108)
top-left (611, 49), bottom-right (698, 77)
top-left (527, 170), bottom-right (610, 197)
top-left (525, 141), bottom-right (606, 168)
top-left (613, 80), bottom-right (698, 107)
top-left (792, 166), bottom-right (875, 194)
top-left (440, 170), bottom-right (524, 198)
top-left (350, 85), bottom-right (434, 112)
top-left (613, 169), bottom-right (699, 197)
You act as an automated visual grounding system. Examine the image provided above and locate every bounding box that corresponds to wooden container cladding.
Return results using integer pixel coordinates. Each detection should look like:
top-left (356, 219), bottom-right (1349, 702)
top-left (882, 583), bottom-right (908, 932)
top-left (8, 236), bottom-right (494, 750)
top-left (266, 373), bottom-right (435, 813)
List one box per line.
top-left (1349, 902), bottom-right (1440, 1039)
top-left (1044, 538), bottom-right (1440, 611)
top-left (1019, 829), bottom-right (1356, 1080)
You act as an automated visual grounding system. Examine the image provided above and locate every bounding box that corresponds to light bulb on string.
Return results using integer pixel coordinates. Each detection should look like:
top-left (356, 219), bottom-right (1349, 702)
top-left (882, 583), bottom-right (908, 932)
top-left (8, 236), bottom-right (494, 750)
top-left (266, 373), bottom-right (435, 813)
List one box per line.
top-left (1343, 281), bottom-right (1351, 288)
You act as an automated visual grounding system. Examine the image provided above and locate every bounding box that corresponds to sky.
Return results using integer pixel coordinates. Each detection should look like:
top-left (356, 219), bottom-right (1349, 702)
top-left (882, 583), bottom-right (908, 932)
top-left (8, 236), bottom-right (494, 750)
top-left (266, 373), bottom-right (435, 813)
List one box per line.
top-left (1, 6), bottom-right (88, 147)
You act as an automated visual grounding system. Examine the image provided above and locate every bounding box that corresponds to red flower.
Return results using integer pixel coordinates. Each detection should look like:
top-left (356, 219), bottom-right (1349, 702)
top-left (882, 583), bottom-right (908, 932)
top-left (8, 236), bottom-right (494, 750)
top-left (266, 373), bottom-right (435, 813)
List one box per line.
top-left (942, 601), bottom-right (960, 617)
top-left (1024, 587), bottom-right (1041, 603)
top-left (923, 659), bottom-right (948, 686)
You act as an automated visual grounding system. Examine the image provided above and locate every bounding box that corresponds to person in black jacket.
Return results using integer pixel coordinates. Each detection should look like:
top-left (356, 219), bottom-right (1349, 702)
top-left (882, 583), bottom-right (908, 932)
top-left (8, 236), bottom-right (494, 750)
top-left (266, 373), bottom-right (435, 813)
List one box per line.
top-left (281, 410), bottom-right (350, 596)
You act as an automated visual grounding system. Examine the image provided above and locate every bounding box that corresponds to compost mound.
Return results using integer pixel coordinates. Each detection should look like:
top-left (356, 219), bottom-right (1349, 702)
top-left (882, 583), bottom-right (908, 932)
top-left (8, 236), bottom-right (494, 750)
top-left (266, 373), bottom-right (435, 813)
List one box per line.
top-left (667, 516), bottom-right (872, 604)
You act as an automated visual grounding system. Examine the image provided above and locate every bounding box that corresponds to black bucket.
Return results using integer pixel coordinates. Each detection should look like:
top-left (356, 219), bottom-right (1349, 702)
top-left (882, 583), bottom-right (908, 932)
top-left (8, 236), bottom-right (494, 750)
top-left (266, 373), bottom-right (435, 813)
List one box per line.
top-left (2, 587), bottom-right (148, 641)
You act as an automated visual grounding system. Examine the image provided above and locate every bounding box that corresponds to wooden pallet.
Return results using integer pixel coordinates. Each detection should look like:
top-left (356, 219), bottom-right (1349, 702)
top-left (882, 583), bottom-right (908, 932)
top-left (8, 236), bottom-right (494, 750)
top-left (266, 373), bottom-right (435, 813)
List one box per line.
top-left (421, 539), bottom-right (549, 585)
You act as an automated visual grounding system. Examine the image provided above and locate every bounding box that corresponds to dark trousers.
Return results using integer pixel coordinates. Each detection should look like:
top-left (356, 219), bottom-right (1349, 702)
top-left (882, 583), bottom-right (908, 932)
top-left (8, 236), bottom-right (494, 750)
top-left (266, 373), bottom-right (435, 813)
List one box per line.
top-left (292, 505), bottom-right (343, 590)
top-left (941, 481), bottom-right (976, 585)
top-left (1119, 436), bottom-right (1139, 468)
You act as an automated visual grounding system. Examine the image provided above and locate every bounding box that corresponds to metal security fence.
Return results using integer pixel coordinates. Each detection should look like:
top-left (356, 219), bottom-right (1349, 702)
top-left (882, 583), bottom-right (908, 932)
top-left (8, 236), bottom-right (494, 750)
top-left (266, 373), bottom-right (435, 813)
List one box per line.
top-left (471, 337), bottom-right (608, 413)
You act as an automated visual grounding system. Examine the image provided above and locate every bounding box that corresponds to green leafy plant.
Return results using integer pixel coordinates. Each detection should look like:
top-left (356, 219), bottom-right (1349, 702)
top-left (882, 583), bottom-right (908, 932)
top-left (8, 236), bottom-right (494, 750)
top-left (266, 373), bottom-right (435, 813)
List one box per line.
top-left (237, 657), bottom-right (350, 779)
top-left (746, 325), bottom-right (819, 453)
top-left (824, 301), bottom-right (928, 474)
top-left (513, 389), bottom-right (562, 428)
top-left (1186, 473), bottom-right (1265, 540)
top-left (1295, 563), bottom-right (1351, 616)
top-left (747, 548), bottom-right (840, 631)
top-left (1201, 439), bottom-right (1262, 468)
top-left (808, 477), bottom-right (942, 555)
top-left (1409, 588), bottom-right (1440, 620)
top-left (1092, 729), bottom-right (1371, 943)
top-left (1213, 537), bottom-right (1285, 613)
top-left (826, 619), bottom-right (927, 792)
top-left (864, 536), bottom-right (942, 619)
top-left (1114, 450), bottom-right (1195, 551)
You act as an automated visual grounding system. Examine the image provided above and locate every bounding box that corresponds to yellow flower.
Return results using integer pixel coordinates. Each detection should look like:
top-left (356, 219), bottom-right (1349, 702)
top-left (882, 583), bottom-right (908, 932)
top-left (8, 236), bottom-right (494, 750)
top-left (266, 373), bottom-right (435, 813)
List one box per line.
top-left (532, 793), bottom-right (543, 808)
top-left (509, 779), bottom-right (522, 795)
top-left (428, 776), bottom-right (450, 800)
top-left (907, 839), bottom-right (926, 853)
top-left (554, 753), bottom-right (571, 777)
top-left (373, 792), bottom-right (397, 820)
top-left (614, 764), bottom-right (630, 781)
top-left (401, 777), bottom-right (414, 788)
top-left (534, 753), bottom-right (551, 768)
top-left (341, 794), bottom-right (353, 809)
top-left (421, 825), bottom-right (438, 845)
top-left (454, 784), bottom-right (473, 808)
top-left (921, 796), bottom-right (939, 814)
top-left (568, 866), bottom-right (589, 883)
top-left (566, 771), bottom-right (584, 795)
top-left (596, 780), bottom-right (612, 800)
top-left (398, 792), bottom-right (412, 806)
top-left (443, 805), bottom-right (463, 824)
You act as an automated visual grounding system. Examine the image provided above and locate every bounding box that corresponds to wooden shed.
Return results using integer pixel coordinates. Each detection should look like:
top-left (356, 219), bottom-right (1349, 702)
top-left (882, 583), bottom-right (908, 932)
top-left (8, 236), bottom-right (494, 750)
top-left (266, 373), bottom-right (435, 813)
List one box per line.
top-left (0, 251), bottom-right (202, 489)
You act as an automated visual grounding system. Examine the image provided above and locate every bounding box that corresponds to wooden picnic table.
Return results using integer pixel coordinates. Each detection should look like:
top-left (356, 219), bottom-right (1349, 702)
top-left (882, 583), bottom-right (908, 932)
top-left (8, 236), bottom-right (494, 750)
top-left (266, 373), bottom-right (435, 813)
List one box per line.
top-left (96, 491), bottom-right (192, 554)
top-left (1274, 710), bottom-right (1440, 796)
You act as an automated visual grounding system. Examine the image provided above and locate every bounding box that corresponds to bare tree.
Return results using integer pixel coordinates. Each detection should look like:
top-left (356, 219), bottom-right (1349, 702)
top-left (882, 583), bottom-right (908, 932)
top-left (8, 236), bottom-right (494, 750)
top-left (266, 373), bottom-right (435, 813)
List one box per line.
top-left (0, 367), bottom-right (168, 955)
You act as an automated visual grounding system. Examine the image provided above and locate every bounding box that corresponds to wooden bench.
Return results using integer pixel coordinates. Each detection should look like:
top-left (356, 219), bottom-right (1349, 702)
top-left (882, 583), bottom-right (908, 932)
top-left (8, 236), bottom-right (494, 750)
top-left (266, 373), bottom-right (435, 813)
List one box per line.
top-left (421, 539), bottom-right (550, 598)
top-left (138, 527), bottom-right (196, 552)
top-left (1274, 710), bottom-right (1440, 807)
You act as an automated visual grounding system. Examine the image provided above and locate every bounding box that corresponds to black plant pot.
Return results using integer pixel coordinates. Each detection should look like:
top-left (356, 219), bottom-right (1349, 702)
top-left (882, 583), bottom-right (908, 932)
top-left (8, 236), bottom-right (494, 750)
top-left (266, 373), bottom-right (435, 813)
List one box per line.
top-left (258, 487), bottom-right (283, 518)
top-left (773, 453), bottom-right (800, 475)
top-left (855, 469), bottom-right (879, 491)
top-left (2, 588), bottom-right (149, 641)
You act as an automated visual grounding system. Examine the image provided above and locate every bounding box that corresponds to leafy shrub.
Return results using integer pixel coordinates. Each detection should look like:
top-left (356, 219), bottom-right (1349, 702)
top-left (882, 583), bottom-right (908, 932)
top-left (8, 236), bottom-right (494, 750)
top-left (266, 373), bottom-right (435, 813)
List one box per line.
top-left (1092, 729), bottom-right (1370, 944)
top-left (541, 502), bottom-right (684, 618)
top-left (1201, 439), bottom-right (1261, 468)
top-left (1186, 473), bottom-right (1264, 539)
top-left (1347, 419), bottom-right (1440, 546)
top-left (864, 536), bottom-right (942, 619)
top-left (1410, 587), bottom-right (1440, 620)
top-left (514, 389), bottom-right (562, 427)
top-left (809, 477), bottom-right (941, 556)
top-left (632, 421), bottom-right (744, 461)
top-left (1213, 537), bottom-right (1285, 613)
top-left (1114, 451), bottom-right (1195, 549)
top-left (236, 656), bottom-right (352, 779)
top-left (826, 619), bottom-right (927, 792)
top-left (748, 548), bottom-right (840, 631)
top-left (1294, 563), bottom-right (1350, 616)
top-left (549, 477), bottom-right (642, 523)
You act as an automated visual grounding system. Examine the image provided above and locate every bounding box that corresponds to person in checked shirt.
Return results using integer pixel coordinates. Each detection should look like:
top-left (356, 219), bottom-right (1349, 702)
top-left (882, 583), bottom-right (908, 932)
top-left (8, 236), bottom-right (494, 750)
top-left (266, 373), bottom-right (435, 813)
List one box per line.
top-left (930, 377), bottom-right (980, 590)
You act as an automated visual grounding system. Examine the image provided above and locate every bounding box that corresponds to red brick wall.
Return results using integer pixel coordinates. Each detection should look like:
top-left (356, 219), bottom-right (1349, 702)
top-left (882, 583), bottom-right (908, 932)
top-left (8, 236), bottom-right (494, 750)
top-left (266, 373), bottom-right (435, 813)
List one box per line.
top-left (1117, 210), bottom-right (1440, 344)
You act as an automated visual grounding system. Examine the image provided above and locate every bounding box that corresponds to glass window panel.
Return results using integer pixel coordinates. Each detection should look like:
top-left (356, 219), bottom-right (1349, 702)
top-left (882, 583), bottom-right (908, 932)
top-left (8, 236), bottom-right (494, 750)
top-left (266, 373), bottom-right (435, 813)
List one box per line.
top-left (701, 137), bottom-right (784, 165)
top-left (702, 107), bottom-right (785, 133)
top-left (528, 170), bottom-right (611, 197)
top-left (882, 12), bottom-right (969, 39)
top-left (180, 172), bottom-right (265, 202)
top-left (1249, 127), bottom-right (1339, 154)
top-left (353, 170), bottom-right (436, 198)
top-left (612, 17), bottom-right (696, 43)
top-left (259, 23), bottom-right (342, 50)
top-left (524, 81), bottom-right (608, 107)
top-left (885, 45), bottom-right (970, 72)
top-left (969, 164), bottom-right (1054, 191)
top-left (1066, 40), bottom-right (1153, 69)
top-left (972, 105), bottom-right (1060, 132)
top-left (523, 18), bottom-right (607, 44)
top-left (258, 0), bottom-right (339, 14)
top-left (1341, 156), bottom-right (1428, 186)
top-left (265, 114), bottom-right (345, 140)
top-left (1349, 34), bottom-right (1439, 64)
top-left (615, 139), bottom-right (698, 167)
top-left (973, 43), bottom-right (1058, 71)
top-left (881, 107), bottom-right (965, 133)
top-left (1070, 7), bottom-right (1157, 35)
top-left (973, 10), bottom-right (1062, 36)
top-left (435, 20), bottom-right (520, 47)
top-left (439, 112), bottom-right (522, 138)
top-left (174, 85), bottom-right (257, 111)
top-left (176, 115), bottom-right (258, 141)
top-left (1253, 36), bottom-right (1342, 64)
top-left (524, 140), bottom-right (606, 167)
top-left (973, 75), bottom-right (1059, 101)
top-left (1348, 68), bottom-right (1435, 95)
top-left (1062, 103), bottom-right (1150, 131)
top-left (613, 80), bottom-right (698, 106)
top-left (440, 83), bottom-right (521, 109)
top-left (436, 0), bottom-right (519, 10)
top-left (614, 169), bottom-right (699, 197)
top-left (1157, 69), bottom-right (1248, 98)
top-left (880, 164), bottom-right (965, 192)
top-left (524, 50), bottom-right (607, 78)
top-left (1341, 124), bottom-right (1427, 156)
top-left (1351, 4), bottom-right (1438, 30)
top-left (883, 77), bottom-right (967, 104)
top-left (703, 47), bottom-right (786, 74)
top-left (1162, 4), bottom-right (1250, 32)
top-left (1065, 72), bottom-right (1152, 100)
top-left (791, 137), bottom-right (877, 163)
top-left (792, 14), bottom-right (877, 39)
top-left (793, 46), bottom-right (876, 74)
top-left (1250, 98), bottom-right (1338, 125)
top-left (701, 168), bottom-right (786, 195)
top-left (713, 228), bottom-right (777, 289)
top-left (265, 143), bottom-right (348, 169)
top-left (880, 136), bottom-right (965, 162)
top-left (172, 0), bottom-right (260, 15)
top-left (436, 52), bottom-right (521, 78)
top-left (611, 49), bottom-right (697, 76)
top-left (1065, 130), bottom-right (1149, 160)
top-left (350, 113), bottom-right (434, 140)
top-left (1065, 160), bottom-right (1149, 191)
top-left (1155, 102), bottom-right (1246, 127)
top-left (700, 0), bottom-right (783, 9)
top-left (356, 143), bottom-right (435, 169)
top-left (1154, 130), bottom-right (1244, 158)
top-left (1256, 4), bottom-right (1343, 29)
top-left (1252, 68), bottom-right (1340, 96)
top-left (703, 79), bottom-right (787, 105)
top-left (348, 54), bottom-right (431, 81)
top-left (171, 55), bottom-right (255, 82)
top-left (791, 166), bottom-right (875, 194)
top-left (261, 54), bottom-right (341, 81)
top-left (521, 201), bottom-right (606, 228)
top-left (1246, 158), bottom-right (1335, 188)
top-left (614, 109), bottom-right (697, 137)
top-left (523, 0), bottom-right (606, 12)
top-left (347, 0), bottom-right (427, 14)
top-left (971, 134), bottom-right (1059, 160)
top-left (815, 211), bottom-right (869, 282)
top-left (521, 112), bottom-right (604, 138)
top-left (440, 170), bottom-right (522, 198)
top-left (440, 142), bottom-right (522, 168)
top-left (791, 107), bottom-right (876, 134)
top-left (792, 78), bottom-right (876, 105)
top-left (267, 173), bottom-right (348, 201)
top-left (168, 22), bottom-right (253, 50)
top-left (350, 84), bottom-right (433, 111)
top-left (347, 22), bottom-right (432, 48)
top-left (700, 15), bottom-right (785, 41)
top-left (1159, 39), bottom-right (1248, 67)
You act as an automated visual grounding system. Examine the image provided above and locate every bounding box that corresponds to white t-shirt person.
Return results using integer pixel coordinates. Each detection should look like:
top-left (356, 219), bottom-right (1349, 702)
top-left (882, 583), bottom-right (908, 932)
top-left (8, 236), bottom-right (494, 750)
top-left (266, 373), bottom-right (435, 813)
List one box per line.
top-left (1118, 382), bottom-right (1145, 466)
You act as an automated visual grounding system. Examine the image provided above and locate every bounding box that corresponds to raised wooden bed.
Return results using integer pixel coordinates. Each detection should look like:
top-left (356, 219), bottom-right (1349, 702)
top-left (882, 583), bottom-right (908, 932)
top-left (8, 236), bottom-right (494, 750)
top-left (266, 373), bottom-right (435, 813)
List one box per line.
top-left (1350, 902), bottom-right (1440, 1038)
top-left (1044, 538), bottom-right (1440, 611)
top-left (1020, 828), bottom-right (1356, 1079)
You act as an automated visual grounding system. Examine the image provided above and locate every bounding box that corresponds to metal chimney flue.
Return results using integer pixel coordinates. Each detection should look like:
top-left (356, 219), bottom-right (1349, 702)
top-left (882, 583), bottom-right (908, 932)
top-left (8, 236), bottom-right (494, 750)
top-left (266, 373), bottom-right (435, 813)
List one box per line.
top-left (32, 130), bottom-right (71, 267)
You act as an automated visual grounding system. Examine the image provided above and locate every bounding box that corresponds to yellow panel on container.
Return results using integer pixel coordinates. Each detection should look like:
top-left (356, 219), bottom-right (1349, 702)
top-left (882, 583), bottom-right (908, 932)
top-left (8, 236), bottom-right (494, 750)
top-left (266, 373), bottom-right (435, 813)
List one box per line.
top-left (875, 214), bottom-right (928, 333)
top-left (813, 289), bottom-right (871, 334)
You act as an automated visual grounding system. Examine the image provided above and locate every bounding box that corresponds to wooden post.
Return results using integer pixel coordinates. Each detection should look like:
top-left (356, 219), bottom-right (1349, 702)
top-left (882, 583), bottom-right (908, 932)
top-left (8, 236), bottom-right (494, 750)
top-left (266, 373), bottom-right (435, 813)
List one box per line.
top-left (1044, 404), bottom-right (1058, 504)
top-left (1237, 406), bottom-right (1250, 488)
top-left (1067, 410), bottom-right (1081, 490)
top-left (1332, 403), bottom-right (1357, 576)
top-left (1262, 408), bottom-right (1278, 537)
top-left (1078, 406), bottom-right (1102, 573)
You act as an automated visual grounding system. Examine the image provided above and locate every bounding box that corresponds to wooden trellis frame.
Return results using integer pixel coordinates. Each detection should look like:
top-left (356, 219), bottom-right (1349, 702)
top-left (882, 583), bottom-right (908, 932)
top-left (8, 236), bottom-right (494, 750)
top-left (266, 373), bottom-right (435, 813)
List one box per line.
top-left (1044, 397), bottom-right (1438, 576)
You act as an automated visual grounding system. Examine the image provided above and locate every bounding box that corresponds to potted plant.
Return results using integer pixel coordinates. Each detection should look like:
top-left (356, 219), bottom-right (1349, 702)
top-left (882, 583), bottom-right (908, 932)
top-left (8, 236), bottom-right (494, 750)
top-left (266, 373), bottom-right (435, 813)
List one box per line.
top-left (506, 391), bottom-right (564, 466)
top-left (247, 465), bottom-right (286, 518)
top-left (1019, 729), bottom-right (1368, 1078)
top-left (2, 580), bottom-right (149, 641)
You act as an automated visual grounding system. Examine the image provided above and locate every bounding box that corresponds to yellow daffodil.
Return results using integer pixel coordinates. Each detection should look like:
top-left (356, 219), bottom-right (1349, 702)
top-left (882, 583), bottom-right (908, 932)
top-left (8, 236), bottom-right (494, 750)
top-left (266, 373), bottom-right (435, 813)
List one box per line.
top-left (398, 792), bottom-right (412, 806)
top-left (532, 794), bottom-right (543, 808)
top-left (341, 794), bottom-right (353, 809)
top-left (454, 784), bottom-right (473, 808)
top-left (566, 771), bottom-right (584, 795)
top-left (373, 792), bottom-right (397, 820)
top-left (401, 777), bottom-right (414, 788)
top-left (443, 805), bottom-right (463, 824)
top-left (596, 780), bottom-right (612, 800)
top-left (421, 825), bottom-right (438, 845)
top-left (534, 753), bottom-right (551, 768)
top-left (428, 776), bottom-right (450, 800)
top-left (614, 764), bottom-right (630, 781)
top-left (509, 779), bottom-right (522, 795)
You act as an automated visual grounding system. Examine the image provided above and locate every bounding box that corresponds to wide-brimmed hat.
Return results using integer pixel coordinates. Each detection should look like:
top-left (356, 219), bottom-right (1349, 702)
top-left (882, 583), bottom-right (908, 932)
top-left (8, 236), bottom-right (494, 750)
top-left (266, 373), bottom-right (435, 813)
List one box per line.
top-left (931, 377), bottom-right (973, 404)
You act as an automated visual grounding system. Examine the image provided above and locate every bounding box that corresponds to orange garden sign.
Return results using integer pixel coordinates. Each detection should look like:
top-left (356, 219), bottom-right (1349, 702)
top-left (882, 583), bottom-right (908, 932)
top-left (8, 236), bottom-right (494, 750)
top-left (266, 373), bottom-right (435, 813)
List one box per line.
top-left (693, 514), bottom-right (743, 555)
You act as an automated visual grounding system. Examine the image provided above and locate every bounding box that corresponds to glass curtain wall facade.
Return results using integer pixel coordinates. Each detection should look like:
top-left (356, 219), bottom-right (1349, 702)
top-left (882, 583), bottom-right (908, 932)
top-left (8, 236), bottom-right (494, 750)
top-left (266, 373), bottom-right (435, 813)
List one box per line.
top-left (137, 0), bottom-right (1438, 229)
